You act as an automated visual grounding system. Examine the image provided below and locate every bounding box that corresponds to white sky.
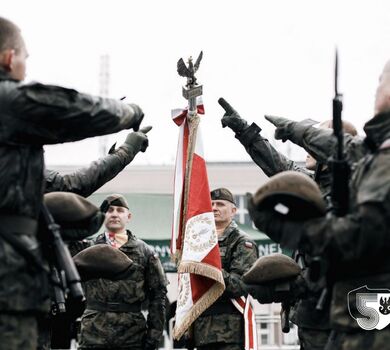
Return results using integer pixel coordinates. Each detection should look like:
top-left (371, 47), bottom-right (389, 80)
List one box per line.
top-left (3, 0), bottom-right (390, 165)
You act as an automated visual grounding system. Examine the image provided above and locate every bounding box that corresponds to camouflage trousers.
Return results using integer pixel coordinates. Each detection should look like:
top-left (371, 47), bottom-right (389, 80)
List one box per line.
top-left (0, 313), bottom-right (38, 350)
top-left (298, 327), bottom-right (331, 350)
top-left (197, 344), bottom-right (244, 350)
top-left (325, 329), bottom-right (390, 350)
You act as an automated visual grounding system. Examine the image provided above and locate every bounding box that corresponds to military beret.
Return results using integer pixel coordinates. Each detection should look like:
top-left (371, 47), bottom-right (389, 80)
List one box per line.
top-left (210, 188), bottom-right (235, 205)
top-left (44, 192), bottom-right (99, 224)
top-left (100, 193), bottom-right (129, 213)
top-left (252, 171), bottom-right (326, 220)
top-left (243, 253), bottom-right (301, 284)
top-left (73, 244), bottom-right (133, 281)
top-left (44, 192), bottom-right (104, 241)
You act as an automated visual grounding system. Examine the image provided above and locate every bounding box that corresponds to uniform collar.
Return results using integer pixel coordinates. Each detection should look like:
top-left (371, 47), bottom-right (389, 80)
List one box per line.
top-left (363, 112), bottom-right (390, 149)
top-left (218, 220), bottom-right (238, 242)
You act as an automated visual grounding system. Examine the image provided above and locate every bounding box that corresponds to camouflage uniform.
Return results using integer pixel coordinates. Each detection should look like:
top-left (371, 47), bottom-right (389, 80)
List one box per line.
top-left (0, 69), bottom-right (143, 350)
top-left (193, 221), bottom-right (258, 350)
top-left (235, 122), bottom-right (332, 349)
top-left (250, 112), bottom-right (390, 349)
top-left (78, 230), bottom-right (168, 349)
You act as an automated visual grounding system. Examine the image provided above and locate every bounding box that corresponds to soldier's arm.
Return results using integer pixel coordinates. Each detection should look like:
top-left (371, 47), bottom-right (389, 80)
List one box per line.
top-left (6, 82), bottom-right (143, 145)
top-left (145, 253), bottom-right (168, 349)
top-left (302, 202), bottom-right (388, 264)
top-left (45, 148), bottom-right (135, 197)
top-left (222, 238), bottom-right (258, 297)
top-left (265, 116), bottom-right (366, 164)
top-left (237, 125), bottom-right (313, 177)
top-left (219, 98), bottom-right (311, 177)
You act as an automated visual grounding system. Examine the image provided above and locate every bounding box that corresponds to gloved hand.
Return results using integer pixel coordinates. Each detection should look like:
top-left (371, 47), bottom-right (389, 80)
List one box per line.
top-left (128, 103), bottom-right (145, 131)
top-left (265, 115), bottom-right (317, 145)
top-left (218, 97), bottom-right (249, 133)
top-left (244, 283), bottom-right (291, 304)
top-left (120, 125), bottom-right (152, 155)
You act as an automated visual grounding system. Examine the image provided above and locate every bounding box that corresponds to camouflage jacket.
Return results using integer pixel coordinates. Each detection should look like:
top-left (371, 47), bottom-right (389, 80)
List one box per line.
top-left (259, 112), bottom-right (390, 331)
top-left (193, 221), bottom-right (258, 346)
top-left (79, 231), bottom-right (168, 349)
top-left (280, 118), bottom-right (368, 166)
top-left (238, 122), bottom-right (332, 330)
top-left (237, 122), bottom-right (334, 196)
top-left (0, 69), bottom-right (141, 313)
top-left (45, 146), bottom-right (138, 197)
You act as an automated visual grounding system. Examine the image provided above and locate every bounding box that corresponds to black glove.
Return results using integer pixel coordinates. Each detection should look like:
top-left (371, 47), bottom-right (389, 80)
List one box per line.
top-left (264, 115), bottom-right (317, 145)
top-left (120, 125), bottom-right (152, 155)
top-left (218, 97), bottom-right (249, 133)
top-left (128, 103), bottom-right (145, 131)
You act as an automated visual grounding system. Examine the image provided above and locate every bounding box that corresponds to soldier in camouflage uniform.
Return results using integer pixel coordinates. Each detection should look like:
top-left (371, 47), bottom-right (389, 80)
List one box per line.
top-left (0, 17), bottom-right (145, 350)
top-left (78, 194), bottom-right (168, 350)
top-left (248, 59), bottom-right (390, 349)
top-left (219, 98), bottom-right (357, 350)
top-left (192, 188), bottom-right (258, 350)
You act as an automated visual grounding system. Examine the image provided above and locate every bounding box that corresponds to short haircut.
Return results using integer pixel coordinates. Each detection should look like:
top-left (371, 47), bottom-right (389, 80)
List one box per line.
top-left (0, 17), bottom-right (23, 53)
top-left (319, 119), bottom-right (358, 136)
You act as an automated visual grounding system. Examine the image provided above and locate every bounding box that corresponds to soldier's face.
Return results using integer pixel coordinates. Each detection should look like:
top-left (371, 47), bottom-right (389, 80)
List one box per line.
top-left (104, 205), bottom-right (131, 232)
top-left (212, 200), bottom-right (236, 226)
top-left (305, 153), bottom-right (317, 170)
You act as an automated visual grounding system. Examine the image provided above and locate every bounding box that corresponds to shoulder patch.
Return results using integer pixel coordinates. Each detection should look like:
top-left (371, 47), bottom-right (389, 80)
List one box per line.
top-left (244, 241), bottom-right (254, 249)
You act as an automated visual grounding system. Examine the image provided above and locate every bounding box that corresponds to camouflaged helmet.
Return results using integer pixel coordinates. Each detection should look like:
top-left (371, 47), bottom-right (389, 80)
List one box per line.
top-left (243, 253), bottom-right (301, 284)
top-left (44, 192), bottom-right (105, 241)
top-left (73, 244), bottom-right (133, 281)
top-left (252, 171), bottom-right (326, 220)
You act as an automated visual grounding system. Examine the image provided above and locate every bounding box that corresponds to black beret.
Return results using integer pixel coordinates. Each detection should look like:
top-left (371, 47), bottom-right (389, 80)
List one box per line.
top-left (210, 188), bottom-right (235, 205)
top-left (100, 193), bottom-right (129, 213)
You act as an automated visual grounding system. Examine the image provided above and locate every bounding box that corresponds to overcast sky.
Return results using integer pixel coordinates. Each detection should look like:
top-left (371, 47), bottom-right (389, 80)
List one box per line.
top-left (3, 0), bottom-right (390, 165)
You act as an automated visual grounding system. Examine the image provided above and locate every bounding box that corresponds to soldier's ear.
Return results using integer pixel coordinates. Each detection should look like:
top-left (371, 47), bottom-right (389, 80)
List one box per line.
top-left (0, 49), bottom-right (15, 71)
top-left (127, 212), bottom-right (132, 221)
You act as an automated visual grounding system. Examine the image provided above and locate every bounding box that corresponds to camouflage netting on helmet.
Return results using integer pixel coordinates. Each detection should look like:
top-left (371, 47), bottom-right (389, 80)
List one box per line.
top-left (253, 171), bottom-right (326, 220)
top-left (73, 244), bottom-right (133, 281)
top-left (243, 253), bottom-right (300, 284)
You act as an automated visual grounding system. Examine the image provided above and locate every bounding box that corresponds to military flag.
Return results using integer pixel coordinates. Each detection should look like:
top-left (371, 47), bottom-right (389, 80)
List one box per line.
top-left (171, 53), bottom-right (225, 340)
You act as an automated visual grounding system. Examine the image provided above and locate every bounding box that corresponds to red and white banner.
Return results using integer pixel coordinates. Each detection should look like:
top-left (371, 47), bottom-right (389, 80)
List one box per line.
top-left (171, 100), bottom-right (225, 340)
top-left (232, 295), bottom-right (258, 350)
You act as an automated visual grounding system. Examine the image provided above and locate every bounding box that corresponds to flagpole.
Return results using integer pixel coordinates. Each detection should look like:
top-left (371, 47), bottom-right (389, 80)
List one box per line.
top-left (176, 52), bottom-right (203, 263)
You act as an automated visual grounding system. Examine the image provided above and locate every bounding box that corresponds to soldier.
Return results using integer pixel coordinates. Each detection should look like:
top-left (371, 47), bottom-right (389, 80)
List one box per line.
top-left (192, 188), bottom-right (258, 350)
top-left (77, 194), bottom-right (168, 350)
top-left (0, 17), bottom-right (144, 350)
top-left (248, 59), bottom-right (390, 349)
top-left (219, 98), bottom-right (357, 349)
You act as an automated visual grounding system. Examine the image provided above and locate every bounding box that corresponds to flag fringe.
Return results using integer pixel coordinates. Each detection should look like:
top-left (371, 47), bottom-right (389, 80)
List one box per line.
top-left (178, 261), bottom-right (225, 285)
top-left (173, 280), bottom-right (224, 340)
